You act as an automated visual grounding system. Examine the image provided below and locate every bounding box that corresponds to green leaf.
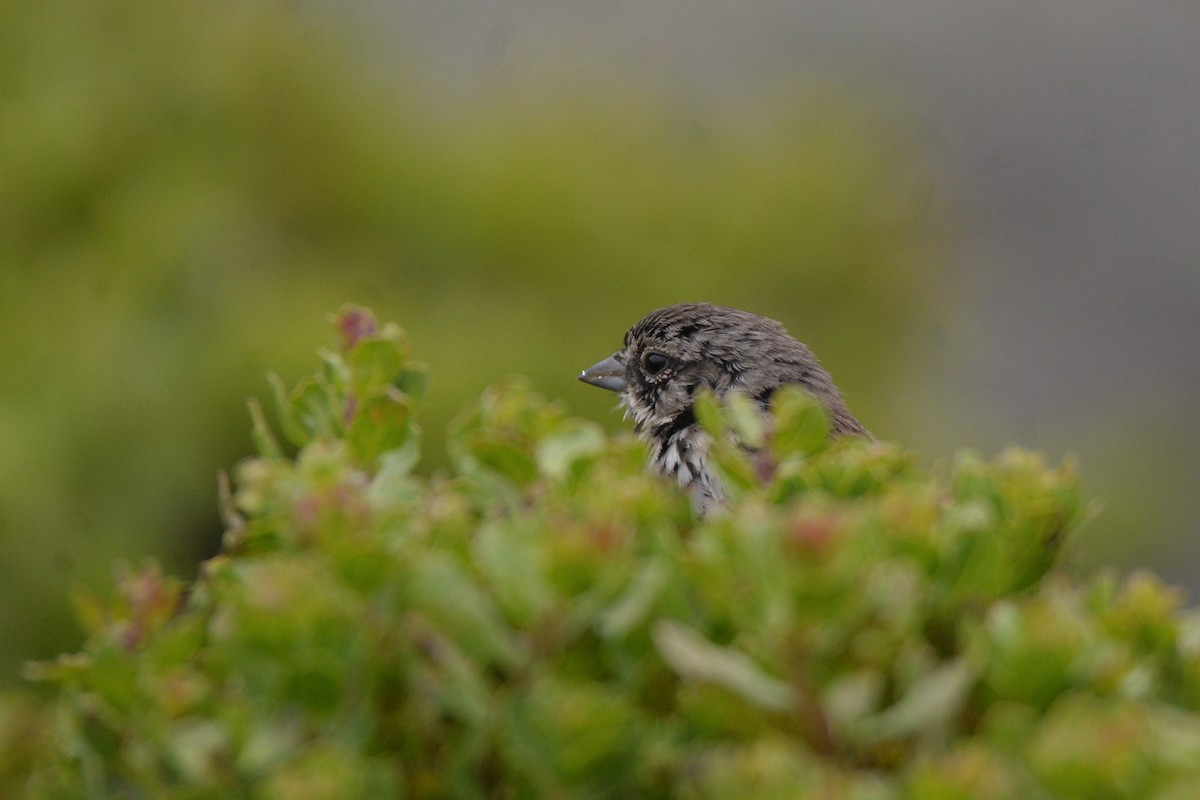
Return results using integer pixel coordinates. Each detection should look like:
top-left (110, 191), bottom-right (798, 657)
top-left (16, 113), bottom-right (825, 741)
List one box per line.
top-left (724, 390), bottom-right (765, 450)
top-left (693, 389), bottom-right (725, 438)
top-left (168, 719), bottom-right (230, 785)
top-left (246, 396), bottom-right (282, 459)
top-left (535, 420), bottom-right (606, 481)
top-left (366, 441), bottom-right (422, 512)
top-left (653, 620), bottom-right (795, 712)
top-left (346, 336), bottom-right (406, 397)
top-left (395, 366), bottom-right (428, 405)
top-left (268, 371), bottom-right (309, 447)
top-left (346, 387), bottom-right (414, 463)
top-left (599, 558), bottom-right (669, 638)
top-left (289, 375), bottom-right (343, 440)
top-left (469, 434), bottom-right (540, 486)
top-left (769, 385), bottom-right (830, 457)
top-left (473, 521), bottom-right (555, 628)
top-left (859, 658), bottom-right (976, 744)
top-left (410, 555), bottom-right (524, 671)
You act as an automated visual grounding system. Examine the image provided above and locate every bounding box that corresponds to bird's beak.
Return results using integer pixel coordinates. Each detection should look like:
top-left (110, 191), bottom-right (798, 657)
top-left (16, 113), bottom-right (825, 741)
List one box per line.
top-left (578, 353), bottom-right (628, 392)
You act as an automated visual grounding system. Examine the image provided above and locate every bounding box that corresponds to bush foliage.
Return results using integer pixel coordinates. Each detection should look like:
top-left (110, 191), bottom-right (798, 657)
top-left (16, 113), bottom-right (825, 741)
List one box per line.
top-left (19, 308), bottom-right (1200, 798)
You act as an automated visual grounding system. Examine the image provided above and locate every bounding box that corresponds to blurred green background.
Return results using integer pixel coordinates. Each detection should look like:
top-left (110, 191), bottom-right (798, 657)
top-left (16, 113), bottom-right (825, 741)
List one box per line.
top-left (0, 0), bottom-right (1192, 685)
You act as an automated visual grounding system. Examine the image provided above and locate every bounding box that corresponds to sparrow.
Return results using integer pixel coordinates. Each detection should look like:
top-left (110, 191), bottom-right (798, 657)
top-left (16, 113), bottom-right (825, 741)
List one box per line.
top-left (579, 303), bottom-right (868, 511)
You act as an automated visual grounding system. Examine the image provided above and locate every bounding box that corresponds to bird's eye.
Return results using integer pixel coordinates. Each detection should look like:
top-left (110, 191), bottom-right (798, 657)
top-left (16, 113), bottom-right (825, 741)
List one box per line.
top-left (642, 352), bottom-right (670, 375)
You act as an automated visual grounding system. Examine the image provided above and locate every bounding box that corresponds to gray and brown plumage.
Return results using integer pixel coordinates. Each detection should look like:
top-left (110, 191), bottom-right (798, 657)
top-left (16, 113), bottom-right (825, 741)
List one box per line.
top-left (579, 303), bottom-right (868, 510)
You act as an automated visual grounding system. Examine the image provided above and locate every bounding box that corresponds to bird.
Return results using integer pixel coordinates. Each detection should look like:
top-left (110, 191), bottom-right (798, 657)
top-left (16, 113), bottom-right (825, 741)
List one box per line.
top-left (578, 303), bottom-right (868, 511)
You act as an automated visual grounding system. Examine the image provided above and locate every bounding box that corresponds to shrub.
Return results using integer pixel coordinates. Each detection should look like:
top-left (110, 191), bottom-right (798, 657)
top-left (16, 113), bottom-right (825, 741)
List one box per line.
top-left (22, 307), bottom-right (1200, 798)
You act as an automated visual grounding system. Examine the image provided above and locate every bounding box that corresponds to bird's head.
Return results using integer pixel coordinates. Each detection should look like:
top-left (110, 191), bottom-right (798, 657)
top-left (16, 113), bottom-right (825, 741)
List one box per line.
top-left (581, 303), bottom-right (867, 513)
top-left (579, 303), bottom-right (820, 436)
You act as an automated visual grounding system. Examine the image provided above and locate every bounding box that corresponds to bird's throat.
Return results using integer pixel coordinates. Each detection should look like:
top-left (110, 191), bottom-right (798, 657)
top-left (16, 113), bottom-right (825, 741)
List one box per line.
top-left (650, 407), bottom-right (697, 455)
